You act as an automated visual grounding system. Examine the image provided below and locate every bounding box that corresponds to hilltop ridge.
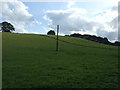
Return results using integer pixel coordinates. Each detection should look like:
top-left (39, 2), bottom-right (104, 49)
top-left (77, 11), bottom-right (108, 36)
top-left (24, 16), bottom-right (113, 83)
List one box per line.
top-left (65, 33), bottom-right (120, 46)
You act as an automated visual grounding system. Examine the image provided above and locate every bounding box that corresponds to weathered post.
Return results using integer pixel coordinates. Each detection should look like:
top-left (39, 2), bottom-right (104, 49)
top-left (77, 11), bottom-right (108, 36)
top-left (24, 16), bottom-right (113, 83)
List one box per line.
top-left (56, 25), bottom-right (59, 51)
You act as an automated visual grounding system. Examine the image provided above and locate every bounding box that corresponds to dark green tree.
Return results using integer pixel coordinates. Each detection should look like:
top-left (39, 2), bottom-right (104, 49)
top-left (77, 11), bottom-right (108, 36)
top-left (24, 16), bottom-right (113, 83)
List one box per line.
top-left (47, 30), bottom-right (55, 35)
top-left (1, 21), bottom-right (15, 32)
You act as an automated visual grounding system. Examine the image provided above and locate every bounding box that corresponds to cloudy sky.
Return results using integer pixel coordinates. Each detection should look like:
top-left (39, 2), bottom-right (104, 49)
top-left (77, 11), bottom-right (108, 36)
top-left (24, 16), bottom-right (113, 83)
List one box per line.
top-left (0, 0), bottom-right (119, 42)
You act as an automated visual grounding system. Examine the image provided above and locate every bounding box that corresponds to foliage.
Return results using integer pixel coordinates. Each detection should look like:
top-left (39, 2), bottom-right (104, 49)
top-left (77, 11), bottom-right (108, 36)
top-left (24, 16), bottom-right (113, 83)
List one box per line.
top-left (0, 21), bottom-right (15, 32)
top-left (70, 33), bottom-right (120, 46)
top-left (47, 30), bottom-right (55, 35)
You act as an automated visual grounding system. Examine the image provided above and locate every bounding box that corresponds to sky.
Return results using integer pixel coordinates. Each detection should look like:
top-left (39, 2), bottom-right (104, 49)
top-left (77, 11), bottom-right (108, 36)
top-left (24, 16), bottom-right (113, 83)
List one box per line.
top-left (0, 0), bottom-right (119, 42)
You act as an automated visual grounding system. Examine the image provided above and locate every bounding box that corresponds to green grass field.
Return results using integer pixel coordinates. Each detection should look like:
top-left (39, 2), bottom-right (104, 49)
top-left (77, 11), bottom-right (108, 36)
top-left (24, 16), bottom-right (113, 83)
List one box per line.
top-left (2, 32), bottom-right (119, 88)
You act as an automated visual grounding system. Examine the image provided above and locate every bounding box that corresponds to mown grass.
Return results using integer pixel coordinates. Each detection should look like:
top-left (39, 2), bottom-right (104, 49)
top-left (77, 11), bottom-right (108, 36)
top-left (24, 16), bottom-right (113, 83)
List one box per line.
top-left (2, 32), bottom-right (119, 88)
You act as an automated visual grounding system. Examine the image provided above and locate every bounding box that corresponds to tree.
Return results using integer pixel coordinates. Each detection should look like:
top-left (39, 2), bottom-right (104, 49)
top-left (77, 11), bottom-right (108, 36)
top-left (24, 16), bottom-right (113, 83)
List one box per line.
top-left (70, 33), bottom-right (82, 38)
top-left (0, 21), bottom-right (15, 32)
top-left (47, 30), bottom-right (55, 35)
top-left (114, 41), bottom-right (120, 46)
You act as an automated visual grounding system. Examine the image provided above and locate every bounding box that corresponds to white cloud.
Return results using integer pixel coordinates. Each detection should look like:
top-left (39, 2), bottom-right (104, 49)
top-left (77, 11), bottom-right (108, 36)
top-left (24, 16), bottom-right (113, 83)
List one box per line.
top-left (67, 0), bottom-right (75, 8)
top-left (0, 0), bottom-right (41, 33)
top-left (44, 2), bottom-right (118, 42)
top-left (93, 7), bottom-right (118, 23)
top-left (44, 9), bottom-right (96, 34)
top-left (33, 20), bottom-right (42, 25)
top-left (93, 6), bottom-right (118, 41)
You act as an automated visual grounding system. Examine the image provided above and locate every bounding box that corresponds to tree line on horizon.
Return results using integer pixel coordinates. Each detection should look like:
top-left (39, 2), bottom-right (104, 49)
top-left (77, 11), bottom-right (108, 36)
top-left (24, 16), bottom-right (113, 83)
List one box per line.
top-left (66, 33), bottom-right (120, 46)
top-left (47, 30), bottom-right (120, 46)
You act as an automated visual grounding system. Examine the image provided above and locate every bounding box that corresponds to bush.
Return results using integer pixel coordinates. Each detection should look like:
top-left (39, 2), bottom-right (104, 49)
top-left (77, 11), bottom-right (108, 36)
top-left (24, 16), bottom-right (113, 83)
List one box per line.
top-left (47, 30), bottom-right (55, 35)
top-left (1, 21), bottom-right (15, 32)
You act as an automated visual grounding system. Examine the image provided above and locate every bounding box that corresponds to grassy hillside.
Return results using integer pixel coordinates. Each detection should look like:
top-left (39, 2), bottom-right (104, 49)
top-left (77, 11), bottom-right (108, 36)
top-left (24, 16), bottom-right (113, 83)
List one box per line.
top-left (2, 32), bottom-right (119, 88)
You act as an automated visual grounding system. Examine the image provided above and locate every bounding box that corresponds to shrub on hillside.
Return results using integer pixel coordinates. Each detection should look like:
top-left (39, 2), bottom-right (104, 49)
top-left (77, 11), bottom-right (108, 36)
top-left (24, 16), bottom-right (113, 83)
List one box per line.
top-left (0, 21), bottom-right (15, 32)
top-left (47, 30), bottom-right (55, 35)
